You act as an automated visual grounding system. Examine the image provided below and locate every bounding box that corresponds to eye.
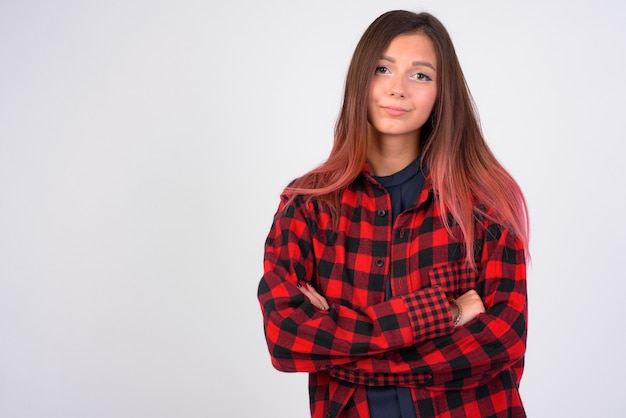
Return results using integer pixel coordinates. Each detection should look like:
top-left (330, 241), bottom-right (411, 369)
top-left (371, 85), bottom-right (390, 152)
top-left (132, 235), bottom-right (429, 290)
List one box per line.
top-left (375, 66), bottom-right (391, 75)
top-left (412, 72), bottom-right (433, 82)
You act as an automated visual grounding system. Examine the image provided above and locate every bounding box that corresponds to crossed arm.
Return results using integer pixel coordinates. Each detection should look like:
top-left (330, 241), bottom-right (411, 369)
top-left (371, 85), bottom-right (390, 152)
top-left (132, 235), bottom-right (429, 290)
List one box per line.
top-left (299, 282), bottom-right (485, 328)
top-left (258, 199), bottom-right (527, 386)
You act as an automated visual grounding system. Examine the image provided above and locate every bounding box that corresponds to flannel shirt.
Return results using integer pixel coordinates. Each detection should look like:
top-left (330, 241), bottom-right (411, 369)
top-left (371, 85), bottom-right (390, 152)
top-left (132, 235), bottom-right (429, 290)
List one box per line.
top-left (257, 165), bottom-right (528, 418)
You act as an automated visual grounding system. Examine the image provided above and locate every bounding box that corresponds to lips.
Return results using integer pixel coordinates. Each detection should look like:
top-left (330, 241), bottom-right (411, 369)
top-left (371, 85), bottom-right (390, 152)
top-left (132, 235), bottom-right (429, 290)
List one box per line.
top-left (382, 106), bottom-right (409, 116)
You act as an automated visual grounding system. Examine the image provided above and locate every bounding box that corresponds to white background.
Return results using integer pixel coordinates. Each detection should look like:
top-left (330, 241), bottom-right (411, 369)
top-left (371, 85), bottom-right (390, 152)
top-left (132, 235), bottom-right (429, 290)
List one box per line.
top-left (1, 1), bottom-right (625, 417)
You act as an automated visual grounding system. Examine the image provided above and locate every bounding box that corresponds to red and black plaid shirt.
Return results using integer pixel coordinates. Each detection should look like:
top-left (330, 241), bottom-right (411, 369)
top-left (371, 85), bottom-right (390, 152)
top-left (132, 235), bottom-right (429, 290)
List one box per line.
top-left (258, 166), bottom-right (528, 418)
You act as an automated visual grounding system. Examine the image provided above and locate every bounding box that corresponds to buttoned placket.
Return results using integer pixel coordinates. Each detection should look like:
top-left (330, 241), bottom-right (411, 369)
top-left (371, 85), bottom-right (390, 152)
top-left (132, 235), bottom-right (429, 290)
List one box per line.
top-left (389, 210), bottom-right (415, 297)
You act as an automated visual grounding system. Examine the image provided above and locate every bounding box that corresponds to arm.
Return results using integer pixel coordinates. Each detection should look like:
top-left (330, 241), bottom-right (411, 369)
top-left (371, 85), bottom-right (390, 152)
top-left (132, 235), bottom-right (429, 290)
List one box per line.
top-left (300, 285), bottom-right (484, 331)
top-left (327, 223), bottom-right (527, 389)
top-left (257, 196), bottom-right (455, 373)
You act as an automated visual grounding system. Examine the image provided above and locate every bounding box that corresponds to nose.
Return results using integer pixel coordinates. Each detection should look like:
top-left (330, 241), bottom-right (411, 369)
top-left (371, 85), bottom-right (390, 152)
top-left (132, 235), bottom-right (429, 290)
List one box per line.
top-left (389, 77), bottom-right (406, 98)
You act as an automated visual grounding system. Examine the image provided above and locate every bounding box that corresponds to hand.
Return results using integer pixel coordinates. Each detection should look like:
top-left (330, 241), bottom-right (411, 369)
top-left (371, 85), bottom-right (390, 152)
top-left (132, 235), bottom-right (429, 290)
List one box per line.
top-left (297, 282), bottom-right (330, 311)
top-left (452, 289), bottom-right (485, 327)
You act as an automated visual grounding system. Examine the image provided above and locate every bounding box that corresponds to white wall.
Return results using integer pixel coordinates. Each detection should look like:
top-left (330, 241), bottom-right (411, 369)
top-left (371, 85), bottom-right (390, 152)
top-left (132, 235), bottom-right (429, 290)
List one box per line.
top-left (1, 1), bottom-right (624, 417)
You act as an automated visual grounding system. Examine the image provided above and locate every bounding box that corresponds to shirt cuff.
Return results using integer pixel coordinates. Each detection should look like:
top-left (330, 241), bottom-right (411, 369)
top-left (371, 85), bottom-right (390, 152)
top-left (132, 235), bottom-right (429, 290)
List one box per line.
top-left (402, 286), bottom-right (453, 342)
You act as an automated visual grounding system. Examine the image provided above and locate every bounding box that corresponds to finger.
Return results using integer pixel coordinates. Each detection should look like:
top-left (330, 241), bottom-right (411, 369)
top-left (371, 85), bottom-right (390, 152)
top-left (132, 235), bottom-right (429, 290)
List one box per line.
top-left (297, 283), bottom-right (314, 300)
top-left (301, 285), bottom-right (329, 310)
top-left (300, 283), bottom-right (324, 306)
top-left (306, 284), bottom-right (330, 310)
top-left (297, 283), bottom-right (329, 310)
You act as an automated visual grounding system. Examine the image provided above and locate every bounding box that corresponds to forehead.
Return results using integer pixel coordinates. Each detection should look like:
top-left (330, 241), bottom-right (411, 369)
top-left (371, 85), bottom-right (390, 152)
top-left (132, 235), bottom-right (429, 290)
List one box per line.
top-left (382, 32), bottom-right (437, 61)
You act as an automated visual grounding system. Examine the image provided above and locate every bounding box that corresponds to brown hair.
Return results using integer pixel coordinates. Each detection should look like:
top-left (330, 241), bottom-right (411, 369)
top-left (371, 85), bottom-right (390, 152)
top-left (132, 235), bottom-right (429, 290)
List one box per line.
top-left (286, 10), bottom-right (529, 265)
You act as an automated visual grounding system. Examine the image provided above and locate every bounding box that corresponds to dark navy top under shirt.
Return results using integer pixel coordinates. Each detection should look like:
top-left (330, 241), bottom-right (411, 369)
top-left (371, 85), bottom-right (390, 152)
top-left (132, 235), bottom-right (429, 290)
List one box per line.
top-left (367, 156), bottom-right (426, 418)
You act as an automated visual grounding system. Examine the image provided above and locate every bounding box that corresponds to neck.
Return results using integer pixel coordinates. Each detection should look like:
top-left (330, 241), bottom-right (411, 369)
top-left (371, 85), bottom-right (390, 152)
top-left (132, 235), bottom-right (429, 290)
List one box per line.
top-left (367, 130), bottom-right (420, 177)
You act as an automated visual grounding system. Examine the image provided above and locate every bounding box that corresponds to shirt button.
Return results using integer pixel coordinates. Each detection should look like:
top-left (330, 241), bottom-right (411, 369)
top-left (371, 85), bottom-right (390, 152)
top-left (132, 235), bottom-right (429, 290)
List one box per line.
top-left (377, 209), bottom-right (386, 217)
top-left (376, 259), bottom-right (384, 267)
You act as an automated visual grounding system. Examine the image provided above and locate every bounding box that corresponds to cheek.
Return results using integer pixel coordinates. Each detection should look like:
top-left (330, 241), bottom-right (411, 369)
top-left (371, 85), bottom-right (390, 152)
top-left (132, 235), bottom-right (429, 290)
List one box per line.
top-left (420, 89), bottom-right (437, 110)
top-left (367, 86), bottom-right (376, 106)
top-left (411, 90), bottom-right (437, 126)
top-left (368, 81), bottom-right (383, 102)
top-left (367, 86), bottom-right (381, 118)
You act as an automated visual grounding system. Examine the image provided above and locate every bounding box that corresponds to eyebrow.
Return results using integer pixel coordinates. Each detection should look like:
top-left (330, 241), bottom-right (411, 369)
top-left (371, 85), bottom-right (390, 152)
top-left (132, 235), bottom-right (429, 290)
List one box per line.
top-left (380, 55), bottom-right (436, 71)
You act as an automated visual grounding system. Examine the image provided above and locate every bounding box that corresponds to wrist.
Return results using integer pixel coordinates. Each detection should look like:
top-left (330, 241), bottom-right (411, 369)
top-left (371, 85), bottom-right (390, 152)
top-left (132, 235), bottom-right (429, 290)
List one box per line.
top-left (449, 299), bottom-right (462, 327)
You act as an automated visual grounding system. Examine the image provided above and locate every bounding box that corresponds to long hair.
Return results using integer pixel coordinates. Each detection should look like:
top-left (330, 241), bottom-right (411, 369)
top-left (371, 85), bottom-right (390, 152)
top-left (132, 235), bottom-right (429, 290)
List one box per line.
top-left (286, 10), bottom-right (529, 265)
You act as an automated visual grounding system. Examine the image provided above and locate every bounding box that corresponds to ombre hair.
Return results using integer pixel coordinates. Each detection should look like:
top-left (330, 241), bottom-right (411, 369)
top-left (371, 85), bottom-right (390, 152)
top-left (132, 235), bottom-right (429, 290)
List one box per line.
top-left (286, 10), bottom-right (529, 266)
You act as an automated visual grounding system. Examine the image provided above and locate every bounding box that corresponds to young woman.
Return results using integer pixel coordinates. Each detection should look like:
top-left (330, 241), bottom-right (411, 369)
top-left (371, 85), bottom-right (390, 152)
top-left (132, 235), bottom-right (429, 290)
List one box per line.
top-left (257, 10), bottom-right (529, 418)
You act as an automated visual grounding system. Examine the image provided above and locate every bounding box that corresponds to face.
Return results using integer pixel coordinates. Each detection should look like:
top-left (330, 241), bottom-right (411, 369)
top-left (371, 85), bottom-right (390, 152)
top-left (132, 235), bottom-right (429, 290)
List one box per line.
top-left (367, 32), bottom-right (438, 141)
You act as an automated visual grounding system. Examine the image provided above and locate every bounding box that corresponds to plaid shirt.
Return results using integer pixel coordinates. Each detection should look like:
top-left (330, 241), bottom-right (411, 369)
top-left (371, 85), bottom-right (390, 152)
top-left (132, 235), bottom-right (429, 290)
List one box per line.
top-left (257, 166), bottom-right (528, 418)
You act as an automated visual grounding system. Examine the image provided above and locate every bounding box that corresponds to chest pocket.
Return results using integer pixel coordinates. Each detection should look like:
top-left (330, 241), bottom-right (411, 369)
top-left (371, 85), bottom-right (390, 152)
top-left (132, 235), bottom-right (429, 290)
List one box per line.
top-left (428, 260), bottom-right (479, 300)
